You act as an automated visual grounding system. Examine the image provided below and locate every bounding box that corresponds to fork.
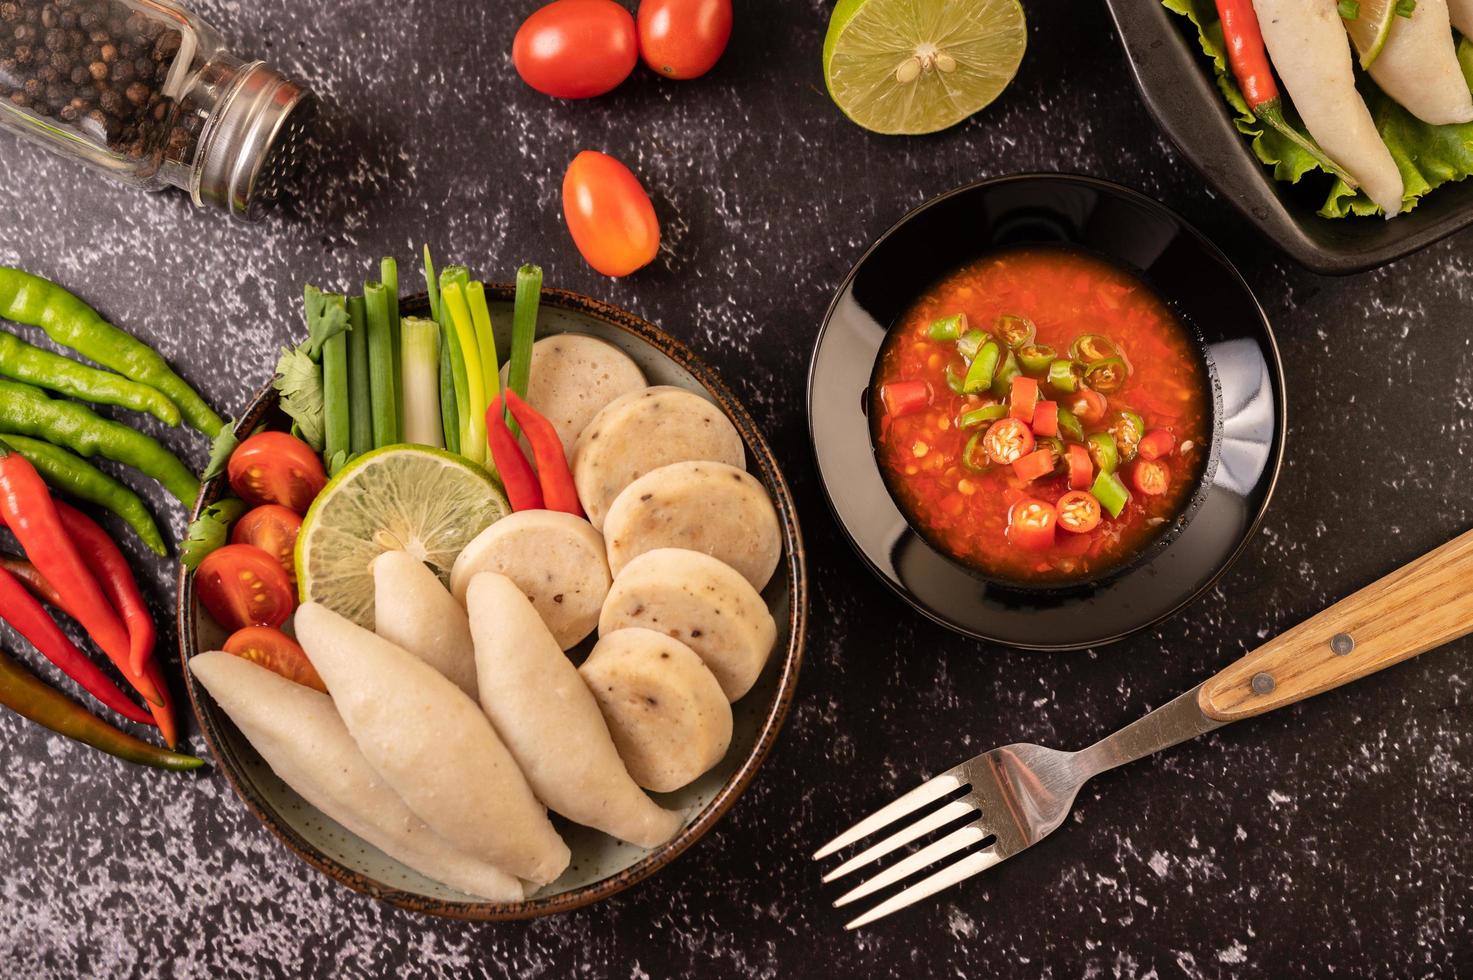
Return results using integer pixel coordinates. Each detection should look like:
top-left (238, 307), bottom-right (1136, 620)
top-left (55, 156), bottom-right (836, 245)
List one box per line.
top-left (815, 527), bottom-right (1473, 929)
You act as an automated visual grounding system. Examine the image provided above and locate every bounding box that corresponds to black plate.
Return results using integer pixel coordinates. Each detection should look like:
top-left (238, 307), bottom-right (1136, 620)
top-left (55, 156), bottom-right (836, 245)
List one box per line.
top-left (1106, 0), bottom-right (1473, 275)
top-left (808, 174), bottom-right (1286, 650)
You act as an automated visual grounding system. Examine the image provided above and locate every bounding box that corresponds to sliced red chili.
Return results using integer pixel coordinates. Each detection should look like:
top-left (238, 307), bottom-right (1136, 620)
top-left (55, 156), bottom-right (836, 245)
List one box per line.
top-left (1066, 443), bottom-right (1093, 490)
top-left (1008, 376), bottom-right (1040, 424)
top-left (983, 418), bottom-right (1035, 466)
top-left (1067, 388), bottom-right (1108, 425)
top-left (1011, 448), bottom-right (1055, 483)
top-left (1056, 491), bottom-right (1102, 533)
top-left (1138, 428), bottom-right (1176, 461)
top-left (1007, 497), bottom-right (1057, 552)
top-left (1131, 459), bottom-right (1171, 496)
top-left (1031, 400), bottom-right (1058, 437)
top-left (881, 380), bottom-right (930, 418)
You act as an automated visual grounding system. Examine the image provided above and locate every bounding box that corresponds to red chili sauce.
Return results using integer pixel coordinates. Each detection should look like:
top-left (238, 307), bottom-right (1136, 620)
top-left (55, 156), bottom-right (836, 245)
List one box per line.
top-left (871, 246), bottom-right (1211, 585)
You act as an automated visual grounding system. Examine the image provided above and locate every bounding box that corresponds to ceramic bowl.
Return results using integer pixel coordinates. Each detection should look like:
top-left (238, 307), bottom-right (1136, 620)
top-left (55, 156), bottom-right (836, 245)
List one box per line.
top-left (808, 173), bottom-right (1285, 650)
top-left (180, 286), bottom-right (807, 919)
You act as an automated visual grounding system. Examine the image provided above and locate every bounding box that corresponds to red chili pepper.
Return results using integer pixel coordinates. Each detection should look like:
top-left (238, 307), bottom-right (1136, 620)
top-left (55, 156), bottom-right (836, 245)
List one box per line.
top-left (0, 566), bottom-right (153, 726)
top-left (484, 396), bottom-right (545, 512)
top-left (880, 380), bottom-right (930, 419)
top-left (52, 501), bottom-right (156, 684)
top-left (504, 391), bottom-right (585, 518)
top-left (0, 440), bottom-right (153, 704)
top-left (142, 651), bottom-right (179, 749)
top-left (1215, 0), bottom-right (1277, 110)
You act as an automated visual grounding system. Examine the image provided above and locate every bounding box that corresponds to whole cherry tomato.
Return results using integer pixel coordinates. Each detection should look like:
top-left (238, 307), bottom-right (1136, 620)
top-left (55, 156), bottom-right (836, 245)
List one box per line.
top-left (227, 431), bottom-right (326, 514)
top-left (637, 0), bottom-right (733, 80)
top-left (562, 150), bottom-right (661, 277)
top-left (513, 0), bottom-right (638, 99)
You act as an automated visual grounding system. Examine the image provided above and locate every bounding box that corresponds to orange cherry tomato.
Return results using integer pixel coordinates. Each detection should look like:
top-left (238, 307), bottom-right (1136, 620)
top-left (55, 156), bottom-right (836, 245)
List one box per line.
top-left (1131, 459), bottom-right (1172, 496)
top-left (983, 418), bottom-right (1035, 466)
top-left (231, 504), bottom-right (302, 585)
top-left (1066, 443), bottom-right (1093, 490)
top-left (512, 0), bottom-right (638, 99)
top-left (227, 432), bottom-right (326, 515)
top-left (196, 544), bottom-right (295, 632)
top-left (1067, 388), bottom-right (1109, 425)
top-left (1008, 497), bottom-right (1057, 552)
top-left (1138, 428), bottom-right (1177, 461)
top-left (562, 150), bottom-right (661, 277)
top-left (1056, 490), bottom-right (1102, 533)
top-left (224, 626), bottom-right (326, 693)
top-left (637, 0), bottom-right (733, 80)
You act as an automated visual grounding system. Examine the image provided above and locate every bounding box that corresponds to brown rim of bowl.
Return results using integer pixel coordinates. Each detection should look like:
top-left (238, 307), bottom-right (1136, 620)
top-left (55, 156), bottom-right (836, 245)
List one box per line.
top-left (177, 284), bottom-right (809, 920)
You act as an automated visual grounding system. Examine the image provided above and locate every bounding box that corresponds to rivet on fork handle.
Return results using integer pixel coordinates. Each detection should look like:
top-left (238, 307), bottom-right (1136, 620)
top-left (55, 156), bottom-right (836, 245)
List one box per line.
top-left (1250, 672), bottom-right (1275, 695)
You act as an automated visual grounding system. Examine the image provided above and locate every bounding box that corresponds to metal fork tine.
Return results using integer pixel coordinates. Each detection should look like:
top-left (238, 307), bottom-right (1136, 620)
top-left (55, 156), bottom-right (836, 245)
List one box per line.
top-left (821, 799), bottom-right (977, 883)
top-left (832, 821), bottom-right (989, 908)
top-left (844, 846), bottom-right (1004, 931)
top-left (812, 773), bottom-right (963, 860)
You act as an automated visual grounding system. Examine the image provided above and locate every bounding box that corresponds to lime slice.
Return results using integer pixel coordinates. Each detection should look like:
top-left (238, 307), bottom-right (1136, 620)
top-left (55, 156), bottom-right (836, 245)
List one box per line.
top-left (823, 0), bottom-right (1027, 136)
top-left (295, 445), bottom-right (509, 628)
top-left (1344, 0), bottom-right (1396, 69)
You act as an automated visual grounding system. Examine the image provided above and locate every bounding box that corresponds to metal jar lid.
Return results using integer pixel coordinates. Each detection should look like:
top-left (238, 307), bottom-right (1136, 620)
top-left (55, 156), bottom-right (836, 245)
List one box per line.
top-left (193, 61), bottom-right (314, 221)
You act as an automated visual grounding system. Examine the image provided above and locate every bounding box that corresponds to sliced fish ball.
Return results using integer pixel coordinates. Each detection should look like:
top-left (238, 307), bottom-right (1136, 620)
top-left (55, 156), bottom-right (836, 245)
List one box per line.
top-left (467, 572), bottom-right (684, 848)
top-left (1254, 0), bottom-right (1404, 214)
top-left (601, 548), bottom-right (777, 701)
top-left (603, 461), bottom-right (782, 591)
top-left (572, 386), bottom-right (745, 530)
top-left (374, 550), bottom-right (478, 697)
top-left (294, 601), bottom-right (569, 885)
top-left (1365, 0), bottom-right (1473, 125)
top-left (516, 334), bottom-right (647, 456)
top-left (449, 510), bottom-right (610, 650)
top-left (190, 652), bottom-right (524, 902)
top-left (579, 629), bottom-right (733, 793)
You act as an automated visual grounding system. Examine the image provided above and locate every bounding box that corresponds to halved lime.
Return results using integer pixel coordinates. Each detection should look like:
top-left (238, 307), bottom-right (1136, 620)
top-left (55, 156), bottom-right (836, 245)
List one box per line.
top-left (823, 0), bottom-right (1027, 136)
top-left (1344, 0), bottom-right (1396, 69)
top-left (295, 445), bottom-right (509, 628)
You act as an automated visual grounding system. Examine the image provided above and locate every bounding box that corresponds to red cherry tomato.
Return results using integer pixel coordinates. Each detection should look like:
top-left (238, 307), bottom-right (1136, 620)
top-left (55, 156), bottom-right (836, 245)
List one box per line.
top-left (562, 150), bottom-right (661, 277)
top-left (1131, 459), bottom-right (1172, 496)
top-left (1056, 490), bottom-right (1102, 533)
top-left (231, 504), bottom-right (302, 585)
top-left (224, 626), bottom-right (325, 693)
top-left (1067, 388), bottom-right (1109, 425)
top-left (1066, 443), bottom-right (1093, 490)
top-left (512, 0), bottom-right (638, 99)
top-left (1008, 497), bottom-right (1057, 552)
top-left (196, 544), bottom-right (295, 632)
top-left (227, 432), bottom-right (326, 514)
top-left (982, 418), bottom-right (1035, 466)
top-left (1138, 428), bottom-right (1177, 461)
top-left (637, 0), bottom-right (733, 80)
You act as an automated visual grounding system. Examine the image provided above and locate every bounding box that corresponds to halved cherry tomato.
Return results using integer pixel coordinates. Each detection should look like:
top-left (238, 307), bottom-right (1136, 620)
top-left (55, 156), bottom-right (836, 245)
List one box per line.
top-left (1066, 443), bottom-right (1093, 490)
top-left (881, 380), bottom-right (930, 418)
top-left (513, 0), bottom-right (638, 99)
top-left (224, 626), bottom-right (326, 693)
top-left (1011, 448), bottom-right (1055, 483)
top-left (227, 432), bottom-right (326, 514)
top-left (1066, 387), bottom-right (1109, 425)
top-left (983, 418), bottom-right (1035, 466)
top-left (231, 504), bottom-right (302, 585)
top-left (1138, 428), bottom-right (1176, 461)
top-left (1131, 459), bottom-right (1172, 496)
top-left (1008, 497), bottom-right (1057, 552)
top-left (1031, 400), bottom-right (1058, 437)
top-left (1008, 376), bottom-right (1040, 423)
top-left (562, 150), bottom-right (661, 277)
top-left (1056, 490), bottom-right (1102, 533)
top-left (196, 544), bottom-right (295, 632)
top-left (637, 0), bottom-right (733, 80)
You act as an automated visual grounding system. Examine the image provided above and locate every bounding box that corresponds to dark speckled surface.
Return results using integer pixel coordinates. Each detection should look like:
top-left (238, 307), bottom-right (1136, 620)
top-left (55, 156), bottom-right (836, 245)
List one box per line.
top-left (0, 0), bottom-right (1469, 976)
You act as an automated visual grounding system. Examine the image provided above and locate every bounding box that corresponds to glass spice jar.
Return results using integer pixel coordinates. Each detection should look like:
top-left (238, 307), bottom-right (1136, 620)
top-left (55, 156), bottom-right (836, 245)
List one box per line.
top-left (0, 0), bottom-right (313, 220)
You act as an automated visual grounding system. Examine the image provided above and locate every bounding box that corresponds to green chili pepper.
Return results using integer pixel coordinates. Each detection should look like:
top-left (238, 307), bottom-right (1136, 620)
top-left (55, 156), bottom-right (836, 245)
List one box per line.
top-left (990, 350), bottom-right (1022, 399)
top-left (1038, 436), bottom-right (1066, 470)
top-left (1091, 470), bottom-right (1131, 518)
top-left (928, 313), bottom-right (966, 342)
top-left (958, 403), bottom-right (1007, 429)
top-left (962, 341), bottom-right (1001, 394)
top-left (0, 380), bottom-right (199, 506)
top-left (1047, 359), bottom-right (1083, 393)
top-left (1071, 334), bottom-right (1121, 362)
top-left (0, 330), bottom-right (180, 426)
top-left (1056, 407), bottom-right (1084, 443)
top-left (0, 434), bottom-right (166, 555)
top-left (962, 431), bottom-right (990, 470)
top-left (1087, 432), bottom-right (1119, 475)
top-left (994, 314), bottom-right (1036, 349)
top-left (944, 364), bottom-right (966, 395)
top-left (0, 267), bottom-right (223, 436)
top-left (1110, 410), bottom-right (1145, 463)
top-left (956, 329), bottom-right (988, 361)
top-left (0, 645), bottom-right (202, 772)
top-left (1017, 343), bottom-right (1056, 375)
top-left (1084, 357), bottom-right (1129, 394)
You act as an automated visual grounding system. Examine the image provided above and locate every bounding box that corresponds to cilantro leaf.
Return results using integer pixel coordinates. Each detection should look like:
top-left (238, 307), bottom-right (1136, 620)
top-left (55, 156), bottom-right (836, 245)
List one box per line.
top-left (180, 498), bottom-right (248, 571)
top-left (274, 345), bottom-right (326, 452)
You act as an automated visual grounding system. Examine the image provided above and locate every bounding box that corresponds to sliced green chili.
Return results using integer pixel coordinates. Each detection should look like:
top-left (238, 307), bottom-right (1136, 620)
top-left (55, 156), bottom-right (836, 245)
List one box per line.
top-left (956, 329), bottom-right (988, 361)
top-left (962, 432), bottom-right (990, 470)
top-left (1086, 432), bottom-right (1118, 475)
top-left (958, 403), bottom-right (1007, 429)
top-left (927, 313), bottom-right (966, 342)
top-left (1091, 470), bottom-right (1131, 518)
top-left (1056, 407), bottom-right (1084, 443)
top-left (1071, 334), bottom-right (1121, 362)
top-left (1084, 357), bottom-right (1129, 394)
top-left (962, 341), bottom-right (1001, 394)
top-left (990, 350), bottom-right (1022, 399)
top-left (1110, 410), bottom-right (1145, 463)
top-left (1017, 343), bottom-right (1056, 375)
top-left (1047, 359), bottom-right (1083, 393)
top-left (944, 364), bottom-right (966, 395)
top-left (994, 314), bottom-right (1036, 349)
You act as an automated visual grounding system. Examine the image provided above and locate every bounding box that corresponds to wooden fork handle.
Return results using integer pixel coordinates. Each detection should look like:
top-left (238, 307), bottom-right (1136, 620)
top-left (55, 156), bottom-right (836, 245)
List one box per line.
top-left (1198, 528), bottom-right (1473, 722)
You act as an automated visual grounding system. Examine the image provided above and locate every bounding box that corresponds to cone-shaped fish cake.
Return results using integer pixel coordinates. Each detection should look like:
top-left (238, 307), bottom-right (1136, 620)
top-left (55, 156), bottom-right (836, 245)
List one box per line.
top-left (1364, 0), bottom-right (1473, 126)
top-left (374, 550), bottom-right (479, 697)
